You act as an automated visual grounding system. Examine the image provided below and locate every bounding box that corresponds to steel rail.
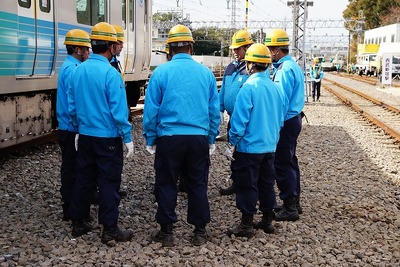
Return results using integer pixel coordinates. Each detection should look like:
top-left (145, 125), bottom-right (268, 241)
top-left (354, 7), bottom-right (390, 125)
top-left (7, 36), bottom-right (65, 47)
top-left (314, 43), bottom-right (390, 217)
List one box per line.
top-left (335, 73), bottom-right (400, 88)
top-left (325, 77), bottom-right (400, 114)
top-left (323, 83), bottom-right (400, 143)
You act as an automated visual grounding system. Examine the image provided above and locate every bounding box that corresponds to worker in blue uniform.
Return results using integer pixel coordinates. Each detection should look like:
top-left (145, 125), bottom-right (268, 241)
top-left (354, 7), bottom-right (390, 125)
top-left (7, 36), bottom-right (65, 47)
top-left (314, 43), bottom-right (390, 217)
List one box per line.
top-left (265, 28), bottom-right (305, 221)
top-left (56, 29), bottom-right (91, 221)
top-left (109, 24), bottom-right (129, 199)
top-left (224, 44), bottom-right (285, 237)
top-left (110, 25), bottom-right (125, 78)
top-left (310, 57), bottom-right (324, 101)
top-left (68, 22), bottom-right (134, 246)
top-left (218, 29), bottom-right (254, 196)
top-left (143, 24), bottom-right (220, 247)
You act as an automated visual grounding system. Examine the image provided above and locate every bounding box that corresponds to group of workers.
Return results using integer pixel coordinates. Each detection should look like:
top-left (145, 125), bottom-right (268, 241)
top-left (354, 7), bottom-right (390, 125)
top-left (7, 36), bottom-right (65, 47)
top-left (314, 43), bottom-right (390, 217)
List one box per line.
top-left (56, 21), bottom-right (306, 247)
top-left (57, 22), bottom-right (134, 246)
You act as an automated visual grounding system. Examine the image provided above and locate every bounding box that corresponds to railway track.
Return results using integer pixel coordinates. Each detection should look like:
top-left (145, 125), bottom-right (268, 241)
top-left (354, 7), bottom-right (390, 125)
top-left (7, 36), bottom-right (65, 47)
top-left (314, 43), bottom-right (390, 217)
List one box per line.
top-left (332, 72), bottom-right (400, 88)
top-left (323, 77), bottom-right (400, 144)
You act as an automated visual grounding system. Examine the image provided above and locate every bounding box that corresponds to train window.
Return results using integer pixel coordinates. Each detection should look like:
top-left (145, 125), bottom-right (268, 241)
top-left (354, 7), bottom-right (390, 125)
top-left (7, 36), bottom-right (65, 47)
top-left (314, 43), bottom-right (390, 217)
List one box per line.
top-left (18, 0), bottom-right (31, 8)
top-left (122, 0), bottom-right (126, 29)
top-left (40, 0), bottom-right (51, 13)
top-left (76, 0), bottom-right (107, 26)
top-left (129, 0), bottom-right (134, 31)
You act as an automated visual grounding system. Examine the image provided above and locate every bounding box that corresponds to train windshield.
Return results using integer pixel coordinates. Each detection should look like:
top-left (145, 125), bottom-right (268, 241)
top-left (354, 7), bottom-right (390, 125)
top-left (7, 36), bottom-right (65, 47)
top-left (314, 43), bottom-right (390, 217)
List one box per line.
top-left (76, 0), bottom-right (107, 25)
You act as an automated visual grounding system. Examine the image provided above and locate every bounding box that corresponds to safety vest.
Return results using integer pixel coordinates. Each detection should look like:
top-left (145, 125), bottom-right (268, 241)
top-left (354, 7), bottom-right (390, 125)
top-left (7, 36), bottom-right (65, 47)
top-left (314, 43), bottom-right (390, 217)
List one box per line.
top-left (312, 64), bottom-right (322, 76)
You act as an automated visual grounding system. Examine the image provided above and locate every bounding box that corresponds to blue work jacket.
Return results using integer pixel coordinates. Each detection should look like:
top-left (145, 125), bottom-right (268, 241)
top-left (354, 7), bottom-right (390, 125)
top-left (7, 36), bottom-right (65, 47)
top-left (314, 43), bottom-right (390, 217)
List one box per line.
top-left (272, 55), bottom-right (305, 121)
top-left (229, 72), bottom-right (285, 153)
top-left (57, 55), bottom-right (81, 132)
top-left (142, 53), bottom-right (220, 146)
top-left (219, 60), bottom-right (249, 116)
top-left (68, 54), bottom-right (132, 143)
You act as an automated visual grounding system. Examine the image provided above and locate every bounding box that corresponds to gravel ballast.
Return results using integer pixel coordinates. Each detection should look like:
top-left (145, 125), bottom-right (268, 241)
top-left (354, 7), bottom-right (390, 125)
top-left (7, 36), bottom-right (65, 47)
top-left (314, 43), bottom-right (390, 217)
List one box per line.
top-left (0, 73), bottom-right (399, 266)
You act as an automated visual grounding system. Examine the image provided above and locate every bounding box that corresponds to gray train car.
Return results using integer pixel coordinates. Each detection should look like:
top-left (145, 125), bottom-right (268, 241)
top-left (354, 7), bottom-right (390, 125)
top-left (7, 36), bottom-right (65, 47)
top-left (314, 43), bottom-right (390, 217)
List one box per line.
top-left (0, 0), bottom-right (152, 148)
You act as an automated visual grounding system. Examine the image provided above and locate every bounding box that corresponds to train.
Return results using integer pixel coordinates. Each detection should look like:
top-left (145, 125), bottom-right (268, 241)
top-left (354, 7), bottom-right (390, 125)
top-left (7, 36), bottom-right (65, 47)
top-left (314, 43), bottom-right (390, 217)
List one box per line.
top-left (0, 0), bottom-right (152, 149)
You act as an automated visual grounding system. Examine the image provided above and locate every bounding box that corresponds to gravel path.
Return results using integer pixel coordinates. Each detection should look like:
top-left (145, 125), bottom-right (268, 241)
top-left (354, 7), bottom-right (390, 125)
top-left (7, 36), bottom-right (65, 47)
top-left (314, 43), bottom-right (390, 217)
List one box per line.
top-left (1, 74), bottom-right (399, 266)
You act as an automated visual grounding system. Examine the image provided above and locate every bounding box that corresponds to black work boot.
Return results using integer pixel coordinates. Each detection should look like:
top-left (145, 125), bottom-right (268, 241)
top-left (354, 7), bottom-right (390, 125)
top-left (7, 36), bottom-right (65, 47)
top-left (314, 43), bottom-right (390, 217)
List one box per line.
top-left (91, 191), bottom-right (99, 205)
top-left (62, 203), bottom-right (70, 221)
top-left (227, 214), bottom-right (255, 238)
top-left (274, 196), bottom-right (303, 215)
top-left (101, 225), bottom-right (134, 246)
top-left (219, 182), bottom-right (237, 196)
top-left (151, 223), bottom-right (174, 247)
top-left (191, 225), bottom-right (210, 246)
top-left (254, 211), bottom-right (275, 234)
top-left (71, 220), bottom-right (92, 238)
top-left (296, 196), bottom-right (303, 214)
top-left (274, 197), bottom-right (299, 221)
top-left (178, 176), bottom-right (187, 193)
top-left (119, 188), bottom-right (128, 199)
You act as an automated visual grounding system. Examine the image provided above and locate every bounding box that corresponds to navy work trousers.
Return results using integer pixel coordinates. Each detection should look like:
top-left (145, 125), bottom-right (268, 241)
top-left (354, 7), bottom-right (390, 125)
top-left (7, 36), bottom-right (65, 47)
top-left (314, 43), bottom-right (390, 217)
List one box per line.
top-left (69, 135), bottom-right (123, 227)
top-left (233, 152), bottom-right (277, 215)
top-left (275, 114), bottom-right (302, 201)
top-left (59, 130), bottom-right (77, 207)
top-left (312, 81), bottom-right (321, 100)
top-left (154, 135), bottom-right (210, 227)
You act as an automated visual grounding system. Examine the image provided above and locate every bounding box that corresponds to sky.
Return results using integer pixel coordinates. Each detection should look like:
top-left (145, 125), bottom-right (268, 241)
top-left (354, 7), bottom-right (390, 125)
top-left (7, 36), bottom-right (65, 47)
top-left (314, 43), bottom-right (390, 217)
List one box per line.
top-left (152, 0), bottom-right (349, 22)
top-left (152, 0), bottom-right (350, 38)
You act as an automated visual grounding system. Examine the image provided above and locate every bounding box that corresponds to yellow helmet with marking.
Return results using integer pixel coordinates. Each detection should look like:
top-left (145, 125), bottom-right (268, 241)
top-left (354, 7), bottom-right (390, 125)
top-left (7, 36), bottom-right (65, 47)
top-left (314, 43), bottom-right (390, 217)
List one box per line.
top-left (244, 43), bottom-right (272, 64)
top-left (90, 22), bottom-right (117, 42)
top-left (166, 24), bottom-right (194, 45)
top-left (64, 29), bottom-right (91, 48)
top-left (112, 25), bottom-right (124, 42)
top-left (264, 28), bottom-right (290, 47)
top-left (229, 30), bottom-right (254, 49)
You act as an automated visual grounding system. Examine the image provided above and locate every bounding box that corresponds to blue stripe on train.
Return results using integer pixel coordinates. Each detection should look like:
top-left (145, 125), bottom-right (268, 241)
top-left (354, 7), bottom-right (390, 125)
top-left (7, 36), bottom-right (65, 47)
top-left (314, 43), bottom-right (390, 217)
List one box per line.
top-left (0, 11), bottom-right (55, 76)
top-left (0, 11), bottom-right (91, 77)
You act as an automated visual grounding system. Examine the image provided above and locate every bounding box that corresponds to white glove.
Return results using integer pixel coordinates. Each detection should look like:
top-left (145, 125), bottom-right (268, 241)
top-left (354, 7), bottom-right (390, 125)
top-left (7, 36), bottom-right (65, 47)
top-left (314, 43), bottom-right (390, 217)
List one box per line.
top-left (220, 111), bottom-right (225, 125)
top-left (146, 145), bottom-right (156, 155)
top-left (224, 143), bottom-right (235, 161)
top-left (74, 134), bottom-right (79, 151)
top-left (124, 141), bottom-right (134, 158)
top-left (209, 144), bottom-right (216, 155)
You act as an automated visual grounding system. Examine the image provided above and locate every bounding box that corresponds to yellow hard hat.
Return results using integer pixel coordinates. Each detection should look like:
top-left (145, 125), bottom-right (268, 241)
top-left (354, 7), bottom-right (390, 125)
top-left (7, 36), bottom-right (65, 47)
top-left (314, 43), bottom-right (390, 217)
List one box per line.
top-left (229, 30), bottom-right (254, 49)
top-left (264, 28), bottom-right (290, 47)
top-left (112, 25), bottom-right (124, 42)
top-left (166, 24), bottom-right (194, 45)
top-left (64, 29), bottom-right (91, 48)
top-left (90, 22), bottom-right (117, 42)
top-left (165, 43), bottom-right (170, 54)
top-left (244, 43), bottom-right (271, 64)
top-left (313, 57), bottom-right (320, 63)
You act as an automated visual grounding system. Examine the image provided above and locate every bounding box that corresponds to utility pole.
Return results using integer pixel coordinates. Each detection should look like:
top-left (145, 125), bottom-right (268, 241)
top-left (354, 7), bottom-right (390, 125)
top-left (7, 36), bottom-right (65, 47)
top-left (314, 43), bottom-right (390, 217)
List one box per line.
top-left (231, 0), bottom-right (237, 29)
top-left (287, 0), bottom-right (313, 102)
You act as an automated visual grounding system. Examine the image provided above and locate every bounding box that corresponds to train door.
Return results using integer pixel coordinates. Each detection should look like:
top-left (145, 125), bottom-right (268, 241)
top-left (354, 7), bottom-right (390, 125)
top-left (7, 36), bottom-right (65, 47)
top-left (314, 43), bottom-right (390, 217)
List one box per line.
top-left (124, 0), bottom-right (151, 76)
top-left (17, 0), bottom-right (55, 77)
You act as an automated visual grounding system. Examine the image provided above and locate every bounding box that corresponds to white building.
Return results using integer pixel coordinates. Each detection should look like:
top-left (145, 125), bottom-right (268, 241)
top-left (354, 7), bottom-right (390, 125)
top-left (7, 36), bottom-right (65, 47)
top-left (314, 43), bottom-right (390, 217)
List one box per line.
top-left (364, 23), bottom-right (400, 44)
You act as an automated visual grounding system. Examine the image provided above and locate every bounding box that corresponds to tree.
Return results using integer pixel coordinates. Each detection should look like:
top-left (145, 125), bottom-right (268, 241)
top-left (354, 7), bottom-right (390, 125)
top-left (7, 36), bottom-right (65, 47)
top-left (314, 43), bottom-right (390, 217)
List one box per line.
top-left (192, 27), bottom-right (232, 56)
top-left (380, 6), bottom-right (400, 25)
top-left (342, 0), bottom-right (400, 64)
top-left (153, 12), bottom-right (182, 23)
top-left (343, 0), bottom-right (400, 29)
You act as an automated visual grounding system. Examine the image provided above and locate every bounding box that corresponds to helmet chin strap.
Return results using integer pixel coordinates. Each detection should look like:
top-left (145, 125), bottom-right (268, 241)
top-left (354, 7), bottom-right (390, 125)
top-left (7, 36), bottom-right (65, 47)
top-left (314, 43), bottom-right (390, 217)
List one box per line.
top-left (246, 62), bottom-right (255, 75)
top-left (75, 48), bottom-right (85, 62)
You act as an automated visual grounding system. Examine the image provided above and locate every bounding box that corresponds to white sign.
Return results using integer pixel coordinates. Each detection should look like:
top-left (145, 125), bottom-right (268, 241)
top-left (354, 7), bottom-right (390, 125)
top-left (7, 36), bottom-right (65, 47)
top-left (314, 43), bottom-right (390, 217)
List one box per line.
top-left (382, 56), bottom-right (392, 85)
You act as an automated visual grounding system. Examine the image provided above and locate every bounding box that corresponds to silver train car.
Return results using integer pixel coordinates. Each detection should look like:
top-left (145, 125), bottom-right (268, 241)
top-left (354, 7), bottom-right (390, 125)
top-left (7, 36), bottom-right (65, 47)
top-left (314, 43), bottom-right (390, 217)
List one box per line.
top-left (0, 0), bottom-right (152, 149)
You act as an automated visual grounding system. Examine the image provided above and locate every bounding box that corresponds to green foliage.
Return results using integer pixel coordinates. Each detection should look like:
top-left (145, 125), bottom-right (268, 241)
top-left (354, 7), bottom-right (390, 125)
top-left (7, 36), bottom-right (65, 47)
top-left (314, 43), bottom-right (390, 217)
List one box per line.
top-left (192, 27), bottom-right (232, 56)
top-left (343, 0), bottom-right (400, 29)
top-left (153, 12), bottom-right (182, 23)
